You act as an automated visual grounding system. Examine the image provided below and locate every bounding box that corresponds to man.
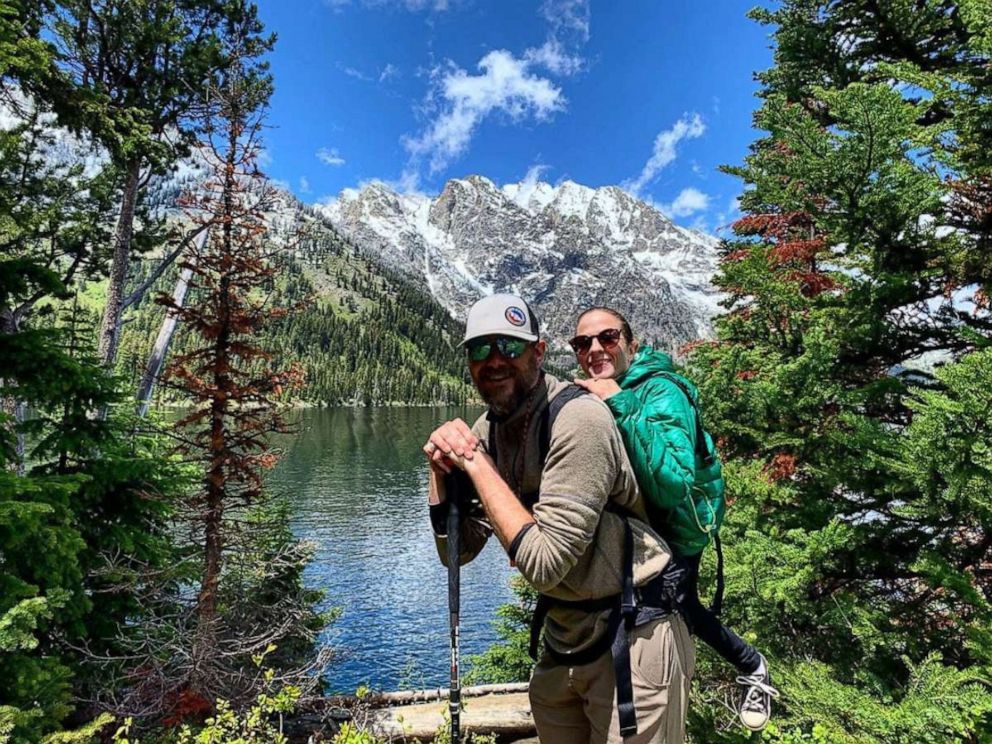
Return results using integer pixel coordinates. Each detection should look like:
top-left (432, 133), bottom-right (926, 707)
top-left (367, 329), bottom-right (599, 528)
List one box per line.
top-left (424, 293), bottom-right (694, 743)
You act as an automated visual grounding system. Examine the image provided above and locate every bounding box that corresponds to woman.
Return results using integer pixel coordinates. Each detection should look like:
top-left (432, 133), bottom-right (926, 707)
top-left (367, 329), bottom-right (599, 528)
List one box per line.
top-left (571, 306), bottom-right (778, 732)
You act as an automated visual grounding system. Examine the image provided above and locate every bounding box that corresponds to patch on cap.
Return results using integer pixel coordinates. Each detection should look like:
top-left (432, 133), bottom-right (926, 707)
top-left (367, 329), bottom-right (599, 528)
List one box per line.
top-left (505, 306), bottom-right (527, 327)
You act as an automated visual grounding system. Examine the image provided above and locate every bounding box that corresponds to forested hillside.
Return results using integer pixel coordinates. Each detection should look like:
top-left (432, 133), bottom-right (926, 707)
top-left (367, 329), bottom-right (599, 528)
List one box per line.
top-left (114, 195), bottom-right (474, 406)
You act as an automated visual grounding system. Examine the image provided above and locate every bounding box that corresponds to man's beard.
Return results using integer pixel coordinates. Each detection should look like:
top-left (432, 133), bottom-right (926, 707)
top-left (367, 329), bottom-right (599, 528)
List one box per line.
top-left (479, 358), bottom-right (540, 417)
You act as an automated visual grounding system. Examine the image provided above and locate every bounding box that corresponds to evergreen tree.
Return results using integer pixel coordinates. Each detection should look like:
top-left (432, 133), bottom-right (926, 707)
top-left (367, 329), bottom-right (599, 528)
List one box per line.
top-left (0, 270), bottom-right (180, 743)
top-left (685, 1), bottom-right (992, 739)
top-left (463, 576), bottom-right (537, 686)
top-left (153, 7), bottom-right (327, 714)
top-left (1, 25), bottom-right (181, 738)
top-left (45, 0), bottom-right (255, 367)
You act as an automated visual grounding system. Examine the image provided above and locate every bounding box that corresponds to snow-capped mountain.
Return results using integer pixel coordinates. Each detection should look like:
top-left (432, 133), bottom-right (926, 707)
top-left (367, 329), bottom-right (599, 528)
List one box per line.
top-left (318, 175), bottom-right (723, 357)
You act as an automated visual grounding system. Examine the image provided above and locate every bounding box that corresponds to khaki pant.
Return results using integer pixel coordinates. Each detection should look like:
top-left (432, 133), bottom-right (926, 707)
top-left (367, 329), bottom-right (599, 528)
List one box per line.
top-left (529, 615), bottom-right (694, 743)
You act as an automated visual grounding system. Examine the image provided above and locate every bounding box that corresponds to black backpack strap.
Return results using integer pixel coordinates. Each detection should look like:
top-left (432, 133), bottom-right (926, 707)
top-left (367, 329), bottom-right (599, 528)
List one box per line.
top-left (612, 513), bottom-right (638, 737)
top-left (527, 384), bottom-right (644, 736)
top-left (528, 515), bottom-right (640, 738)
top-left (529, 594), bottom-right (551, 661)
top-left (711, 533), bottom-right (725, 616)
top-left (538, 383), bottom-right (589, 463)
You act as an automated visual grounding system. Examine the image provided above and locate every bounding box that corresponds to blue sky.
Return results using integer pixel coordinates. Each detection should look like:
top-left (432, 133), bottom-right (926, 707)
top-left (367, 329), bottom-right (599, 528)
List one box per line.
top-left (254, 0), bottom-right (774, 234)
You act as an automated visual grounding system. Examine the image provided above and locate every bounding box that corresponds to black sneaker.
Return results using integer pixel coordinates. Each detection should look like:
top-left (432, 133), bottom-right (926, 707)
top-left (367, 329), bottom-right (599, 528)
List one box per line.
top-left (736, 654), bottom-right (779, 731)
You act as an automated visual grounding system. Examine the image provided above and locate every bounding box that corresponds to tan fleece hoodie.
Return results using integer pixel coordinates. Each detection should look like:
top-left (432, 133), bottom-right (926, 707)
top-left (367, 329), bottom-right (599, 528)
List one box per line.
top-left (434, 372), bottom-right (672, 657)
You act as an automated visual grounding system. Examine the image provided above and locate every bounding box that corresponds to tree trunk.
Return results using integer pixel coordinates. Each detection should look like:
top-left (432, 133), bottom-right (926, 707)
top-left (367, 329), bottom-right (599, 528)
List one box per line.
top-left (195, 491), bottom-right (225, 620)
top-left (98, 156), bottom-right (142, 368)
top-left (135, 229), bottom-right (208, 417)
top-left (191, 299), bottom-right (230, 692)
top-left (191, 484), bottom-right (224, 690)
top-left (193, 134), bottom-right (236, 687)
top-left (0, 310), bottom-right (26, 475)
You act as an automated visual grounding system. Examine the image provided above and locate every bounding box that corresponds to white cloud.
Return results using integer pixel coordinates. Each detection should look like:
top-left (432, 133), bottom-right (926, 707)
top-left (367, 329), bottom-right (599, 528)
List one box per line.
top-left (689, 215), bottom-right (710, 233)
top-left (395, 168), bottom-right (422, 195)
top-left (505, 163), bottom-right (552, 208)
top-left (299, 176), bottom-right (311, 194)
top-left (661, 187), bottom-right (710, 218)
top-left (523, 0), bottom-right (590, 76)
top-left (713, 195), bottom-right (742, 235)
top-left (341, 65), bottom-right (372, 81)
top-left (404, 50), bottom-right (564, 174)
top-left (540, 0), bottom-right (590, 41)
top-left (624, 113), bottom-right (706, 196)
top-left (524, 39), bottom-right (584, 76)
top-left (317, 147), bottom-right (346, 166)
top-left (393, 0), bottom-right (449, 8)
top-left (520, 163), bottom-right (549, 187)
top-left (341, 62), bottom-right (399, 83)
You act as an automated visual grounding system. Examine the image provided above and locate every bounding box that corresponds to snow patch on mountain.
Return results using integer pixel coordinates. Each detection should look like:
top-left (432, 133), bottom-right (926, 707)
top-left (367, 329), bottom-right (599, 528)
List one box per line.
top-left (317, 175), bottom-right (724, 355)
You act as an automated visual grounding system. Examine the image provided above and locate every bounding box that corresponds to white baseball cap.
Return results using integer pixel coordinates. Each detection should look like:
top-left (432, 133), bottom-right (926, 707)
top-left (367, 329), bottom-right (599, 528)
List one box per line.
top-left (462, 293), bottom-right (540, 345)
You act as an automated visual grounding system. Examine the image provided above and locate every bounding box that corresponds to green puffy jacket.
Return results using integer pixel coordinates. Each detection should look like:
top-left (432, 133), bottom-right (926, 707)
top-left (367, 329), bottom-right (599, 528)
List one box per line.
top-left (605, 347), bottom-right (725, 556)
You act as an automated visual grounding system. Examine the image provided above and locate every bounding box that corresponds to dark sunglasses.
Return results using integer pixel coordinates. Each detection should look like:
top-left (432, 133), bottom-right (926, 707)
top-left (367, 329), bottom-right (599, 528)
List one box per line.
top-left (569, 328), bottom-right (623, 354)
top-left (466, 336), bottom-right (531, 362)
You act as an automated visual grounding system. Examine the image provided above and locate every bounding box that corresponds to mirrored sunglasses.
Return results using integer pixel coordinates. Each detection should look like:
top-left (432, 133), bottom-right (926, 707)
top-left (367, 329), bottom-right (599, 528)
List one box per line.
top-left (465, 336), bottom-right (530, 362)
top-left (569, 328), bottom-right (623, 354)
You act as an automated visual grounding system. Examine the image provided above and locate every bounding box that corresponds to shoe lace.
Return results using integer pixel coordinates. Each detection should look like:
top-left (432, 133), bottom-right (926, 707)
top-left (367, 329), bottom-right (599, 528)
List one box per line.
top-left (735, 672), bottom-right (780, 711)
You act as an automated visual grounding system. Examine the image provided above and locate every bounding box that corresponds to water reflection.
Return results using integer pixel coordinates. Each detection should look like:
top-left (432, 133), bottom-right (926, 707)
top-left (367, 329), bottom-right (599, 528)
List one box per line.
top-left (270, 407), bottom-right (515, 693)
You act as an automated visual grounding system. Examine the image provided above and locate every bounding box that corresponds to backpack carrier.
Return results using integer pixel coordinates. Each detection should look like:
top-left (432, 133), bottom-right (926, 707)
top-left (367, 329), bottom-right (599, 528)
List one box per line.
top-left (489, 382), bottom-right (718, 739)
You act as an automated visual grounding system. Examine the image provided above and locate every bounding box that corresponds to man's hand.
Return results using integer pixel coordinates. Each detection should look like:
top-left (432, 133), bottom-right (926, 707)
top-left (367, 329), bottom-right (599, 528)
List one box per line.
top-left (423, 418), bottom-right (479, 475)
top-left (574, 377), bottom-right (621, 400)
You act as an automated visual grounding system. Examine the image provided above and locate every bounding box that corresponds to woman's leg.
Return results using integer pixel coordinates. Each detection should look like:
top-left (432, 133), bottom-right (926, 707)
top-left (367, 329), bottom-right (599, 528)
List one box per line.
top-left (679, 553), bottom-right (759, 674)
top-left (679, 552), bottom-right (777, 731)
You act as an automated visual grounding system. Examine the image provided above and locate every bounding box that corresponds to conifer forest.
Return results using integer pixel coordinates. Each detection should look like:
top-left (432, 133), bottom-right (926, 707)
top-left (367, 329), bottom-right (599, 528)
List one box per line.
top-left (1, 0), bottom-right (991, 742)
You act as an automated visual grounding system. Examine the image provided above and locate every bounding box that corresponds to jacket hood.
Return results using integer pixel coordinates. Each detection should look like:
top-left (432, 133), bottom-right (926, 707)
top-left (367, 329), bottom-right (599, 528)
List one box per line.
top-left (618, 347), bottom-right (676, 389)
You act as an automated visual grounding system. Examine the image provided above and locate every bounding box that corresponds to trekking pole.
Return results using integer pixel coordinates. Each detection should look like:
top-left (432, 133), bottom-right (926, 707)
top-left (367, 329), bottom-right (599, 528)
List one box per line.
top-left (445, 471), bottom-right (464, 744)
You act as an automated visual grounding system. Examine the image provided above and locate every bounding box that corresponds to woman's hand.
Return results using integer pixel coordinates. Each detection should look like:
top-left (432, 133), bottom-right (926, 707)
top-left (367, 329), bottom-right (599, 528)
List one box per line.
top-left (573, 377), bottom-right (621, 400)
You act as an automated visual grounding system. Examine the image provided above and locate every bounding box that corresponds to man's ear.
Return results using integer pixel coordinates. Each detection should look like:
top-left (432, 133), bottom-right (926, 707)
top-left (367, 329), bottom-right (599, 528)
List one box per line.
top-left (533, 339), bottom-right (547, 364)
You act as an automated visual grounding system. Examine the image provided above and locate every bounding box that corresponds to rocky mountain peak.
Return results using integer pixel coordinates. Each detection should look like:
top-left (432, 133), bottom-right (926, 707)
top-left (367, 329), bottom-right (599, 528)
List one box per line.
top-left (317, 175), bottom-right (724, 358)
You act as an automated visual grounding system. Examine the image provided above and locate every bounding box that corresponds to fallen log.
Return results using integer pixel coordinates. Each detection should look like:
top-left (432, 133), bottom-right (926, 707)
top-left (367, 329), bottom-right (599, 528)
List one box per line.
top-left (322, 682), bottom-right (529, 709)
top-left (295, 683), bottom-right (535, 742)
top-left (371, 690), bottom-right (534, 741)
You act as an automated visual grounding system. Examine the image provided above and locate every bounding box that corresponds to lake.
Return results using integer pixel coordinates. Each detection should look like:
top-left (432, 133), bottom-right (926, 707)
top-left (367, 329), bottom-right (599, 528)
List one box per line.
top-left (270, 406), bottom-right (516, 694)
